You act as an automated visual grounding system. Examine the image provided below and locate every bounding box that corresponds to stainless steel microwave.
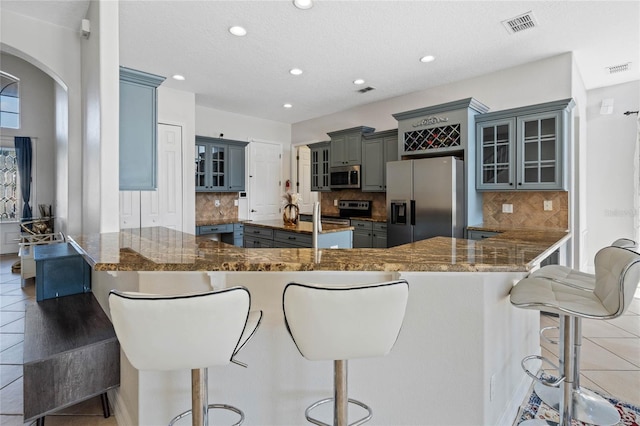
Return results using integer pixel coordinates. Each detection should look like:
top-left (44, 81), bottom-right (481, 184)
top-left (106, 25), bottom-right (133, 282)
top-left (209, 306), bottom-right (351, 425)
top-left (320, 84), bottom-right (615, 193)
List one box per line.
top-left (330, 165), bottom-right (360, 189)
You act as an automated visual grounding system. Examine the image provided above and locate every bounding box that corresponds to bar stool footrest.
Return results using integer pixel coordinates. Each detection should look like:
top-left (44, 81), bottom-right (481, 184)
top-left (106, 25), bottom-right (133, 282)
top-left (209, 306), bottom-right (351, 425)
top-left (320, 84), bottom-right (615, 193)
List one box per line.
top-left (168, 403), bottom-right (245, 426)
top-left (305, 397), bottom-right (373, 426)
top-left (521, 355), bottom-right (565, 387)
top-left (539, 326), bottom-right (559, 345)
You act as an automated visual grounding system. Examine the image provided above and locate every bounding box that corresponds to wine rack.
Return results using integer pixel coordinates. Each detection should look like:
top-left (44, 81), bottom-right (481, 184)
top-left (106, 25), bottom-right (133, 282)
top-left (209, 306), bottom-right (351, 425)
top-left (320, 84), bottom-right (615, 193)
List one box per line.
top-left (403, 124), bottom-right (461, 152)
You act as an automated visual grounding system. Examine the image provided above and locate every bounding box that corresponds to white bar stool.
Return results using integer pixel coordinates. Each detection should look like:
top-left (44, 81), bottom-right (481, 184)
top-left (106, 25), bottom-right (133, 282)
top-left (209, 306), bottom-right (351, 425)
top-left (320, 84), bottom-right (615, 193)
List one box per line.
top-left (109, 287), bottom-right (262, 426)
top-left (527, 238), bottom-right (637, 423)
top-left (283, 280), bottom-right (409, 426)
top-left (510, 245), bottom-right (640, 426)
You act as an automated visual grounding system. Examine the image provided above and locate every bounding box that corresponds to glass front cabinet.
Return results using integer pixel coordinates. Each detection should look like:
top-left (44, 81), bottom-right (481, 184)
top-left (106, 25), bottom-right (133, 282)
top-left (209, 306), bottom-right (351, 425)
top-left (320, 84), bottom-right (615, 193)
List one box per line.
top-left (195, 136), bottom-right (248, 192)
top-left (309, 141), bottom-right (331, 192)
top-left (476, 99), bottom-right (574, 191)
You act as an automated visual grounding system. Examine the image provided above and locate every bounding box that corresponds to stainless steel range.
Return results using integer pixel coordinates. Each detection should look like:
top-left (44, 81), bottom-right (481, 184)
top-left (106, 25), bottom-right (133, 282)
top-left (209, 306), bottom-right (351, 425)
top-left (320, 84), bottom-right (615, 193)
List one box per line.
top-left (338, 200), bottom-right (371, 218)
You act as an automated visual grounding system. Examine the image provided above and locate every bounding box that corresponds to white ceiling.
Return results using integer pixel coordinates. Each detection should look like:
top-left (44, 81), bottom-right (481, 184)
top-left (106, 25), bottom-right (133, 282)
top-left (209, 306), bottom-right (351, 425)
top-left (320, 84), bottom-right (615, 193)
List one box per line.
top-left (2, 0), bottom-right (639, 124)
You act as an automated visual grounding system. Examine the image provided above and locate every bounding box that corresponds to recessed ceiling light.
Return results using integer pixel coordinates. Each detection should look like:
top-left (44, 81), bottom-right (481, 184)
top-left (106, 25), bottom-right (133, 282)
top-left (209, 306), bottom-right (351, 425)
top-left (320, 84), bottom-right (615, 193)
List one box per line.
top-left (289, 68), bottom-right (303, 76)
top-left (293, 0), bottom-right (313, 10)
top-left (420, 55), bottom-right (435, 63)
top-left (229, 26), bottom-right (247, 37)
top-left (283, 103), bottom-right (293, 108)
top-left (172, 74), bottom-right (185, 81)
top-left (353, 79), bottom-right (365, 85)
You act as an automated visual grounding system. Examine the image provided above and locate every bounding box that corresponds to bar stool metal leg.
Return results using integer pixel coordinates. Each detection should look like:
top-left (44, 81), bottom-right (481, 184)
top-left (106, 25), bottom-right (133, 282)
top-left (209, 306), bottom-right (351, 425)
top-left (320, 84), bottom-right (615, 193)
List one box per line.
top-left (335, 360), bottom-right (348, 426)
top-left (193, 368), bottom-right (208, 426)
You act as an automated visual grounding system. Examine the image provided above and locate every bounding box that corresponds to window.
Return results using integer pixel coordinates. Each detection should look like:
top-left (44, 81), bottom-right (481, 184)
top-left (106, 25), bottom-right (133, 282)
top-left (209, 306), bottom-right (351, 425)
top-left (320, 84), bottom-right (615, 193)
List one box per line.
top-left (0, 72), bottom-right (20, 129)
top-left (0, 146), bottom-right (19, 222)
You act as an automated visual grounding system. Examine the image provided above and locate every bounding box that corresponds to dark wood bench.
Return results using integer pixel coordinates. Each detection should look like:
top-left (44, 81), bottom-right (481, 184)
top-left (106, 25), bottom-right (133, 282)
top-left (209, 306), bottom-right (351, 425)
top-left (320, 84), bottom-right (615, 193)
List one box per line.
top-left (23, 292), bottom-right (120, 425)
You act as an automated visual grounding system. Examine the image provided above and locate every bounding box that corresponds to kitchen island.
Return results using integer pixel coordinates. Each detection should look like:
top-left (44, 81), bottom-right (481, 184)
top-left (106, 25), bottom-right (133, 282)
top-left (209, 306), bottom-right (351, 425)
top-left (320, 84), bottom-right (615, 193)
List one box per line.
top-left (69, 226), bottom-right (569, 426)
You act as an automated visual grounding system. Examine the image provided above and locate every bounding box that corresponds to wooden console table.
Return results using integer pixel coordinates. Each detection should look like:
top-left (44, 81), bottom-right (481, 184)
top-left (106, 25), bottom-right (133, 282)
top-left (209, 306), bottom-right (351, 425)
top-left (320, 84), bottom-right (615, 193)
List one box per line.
top-left (23, 293), bottom-right (120, 424)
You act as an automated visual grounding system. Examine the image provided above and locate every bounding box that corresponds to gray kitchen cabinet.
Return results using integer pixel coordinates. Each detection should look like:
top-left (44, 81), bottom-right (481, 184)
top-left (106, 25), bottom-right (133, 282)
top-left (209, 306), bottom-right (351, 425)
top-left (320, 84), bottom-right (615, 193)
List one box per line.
top-left (243, 225), bottom-right (274, 248)
top-left (466, 230), bottom-right (500, 240)
top-left (196, 224), bottom-right (233, 235)
top-left (328, 126), bottom-right (374, 167)
top-left (309, 141), bottom-right (331, 192)
top-left (220, 223), bottom-right (245, 247)
top-left (195, 136), bottom-right (248, 192)
top-left (372, 222), bottom-right (388, 248)
top-left (244, 225), bottom-right (352, 248)
top-left (476, 99), bottom-right (575, 191)
top-left (274, 230), bottom-right (312, 248)
top-left (352, 220), bottom-right (387, 248)
top-left (362, 130), bottom-right (398, 192)
top-left (119, 67), bottom-right (165, 190)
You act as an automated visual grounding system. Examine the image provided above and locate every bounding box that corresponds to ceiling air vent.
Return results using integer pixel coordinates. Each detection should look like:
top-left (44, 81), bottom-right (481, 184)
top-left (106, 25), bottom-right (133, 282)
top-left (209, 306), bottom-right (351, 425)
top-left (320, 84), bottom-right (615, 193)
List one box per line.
top-left (502, 11), bottom-right (538, 34)
top-left (357, 86), bottom-right (376, 94)
top-left (606, 63), bottom-right (630, 74)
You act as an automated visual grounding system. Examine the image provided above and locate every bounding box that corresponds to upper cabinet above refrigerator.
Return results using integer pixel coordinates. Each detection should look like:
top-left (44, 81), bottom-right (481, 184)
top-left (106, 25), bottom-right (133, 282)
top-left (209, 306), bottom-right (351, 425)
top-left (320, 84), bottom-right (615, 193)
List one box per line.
top-left (393, 98), bottom-right (489, 159)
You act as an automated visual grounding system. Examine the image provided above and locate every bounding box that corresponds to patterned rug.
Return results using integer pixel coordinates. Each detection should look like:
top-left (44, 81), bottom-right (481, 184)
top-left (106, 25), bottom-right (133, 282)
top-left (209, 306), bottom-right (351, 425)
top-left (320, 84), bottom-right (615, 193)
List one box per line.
top-left (517, 385), bottom-right (640, 425)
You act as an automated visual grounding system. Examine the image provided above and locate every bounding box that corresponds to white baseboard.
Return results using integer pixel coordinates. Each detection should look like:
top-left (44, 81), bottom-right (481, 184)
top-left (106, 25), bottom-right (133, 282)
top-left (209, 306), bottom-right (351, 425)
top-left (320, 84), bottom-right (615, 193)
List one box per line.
top-left (498, 374), bottom-right (534, 426)
top-left (110, 388), bottom-right (134, 426)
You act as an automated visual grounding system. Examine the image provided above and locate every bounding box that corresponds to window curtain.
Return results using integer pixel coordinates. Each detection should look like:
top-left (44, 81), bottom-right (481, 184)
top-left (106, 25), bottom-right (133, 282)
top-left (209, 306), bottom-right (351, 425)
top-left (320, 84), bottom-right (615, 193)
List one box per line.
top-left (14, 136), bottom-right (32, 223)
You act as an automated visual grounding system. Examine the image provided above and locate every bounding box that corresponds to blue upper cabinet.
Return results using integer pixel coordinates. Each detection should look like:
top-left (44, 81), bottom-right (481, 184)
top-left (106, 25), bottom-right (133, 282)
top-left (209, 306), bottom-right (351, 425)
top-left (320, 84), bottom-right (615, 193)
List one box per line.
top-left (119, 67), bottom-right (165, 191)
top-left (195, 136), bottom-right (248, 192)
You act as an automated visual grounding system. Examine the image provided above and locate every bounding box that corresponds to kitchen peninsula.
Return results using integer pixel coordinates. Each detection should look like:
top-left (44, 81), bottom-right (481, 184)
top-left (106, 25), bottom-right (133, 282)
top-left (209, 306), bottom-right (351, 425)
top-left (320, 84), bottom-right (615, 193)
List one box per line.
top-left (70, 226), bottom-right (568, 426)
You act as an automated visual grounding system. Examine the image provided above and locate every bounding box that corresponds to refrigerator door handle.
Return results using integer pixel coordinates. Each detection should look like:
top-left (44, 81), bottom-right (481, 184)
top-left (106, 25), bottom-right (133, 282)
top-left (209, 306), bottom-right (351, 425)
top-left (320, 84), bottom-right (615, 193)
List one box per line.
top-left (410, 200), bottom-right (416, 226)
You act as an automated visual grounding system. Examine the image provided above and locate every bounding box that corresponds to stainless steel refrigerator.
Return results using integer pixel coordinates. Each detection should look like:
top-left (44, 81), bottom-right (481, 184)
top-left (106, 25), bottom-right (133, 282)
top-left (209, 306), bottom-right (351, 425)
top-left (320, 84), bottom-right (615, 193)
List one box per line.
top-left (386, 156), bottom-right (464, 247)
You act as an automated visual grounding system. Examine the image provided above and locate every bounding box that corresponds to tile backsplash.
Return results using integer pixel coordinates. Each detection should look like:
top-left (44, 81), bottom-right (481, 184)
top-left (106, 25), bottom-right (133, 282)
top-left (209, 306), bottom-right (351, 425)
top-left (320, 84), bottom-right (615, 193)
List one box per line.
top-left (482, 191), bottom-right (568, 230)
top-left (196, 193), bottom-right (238, 222)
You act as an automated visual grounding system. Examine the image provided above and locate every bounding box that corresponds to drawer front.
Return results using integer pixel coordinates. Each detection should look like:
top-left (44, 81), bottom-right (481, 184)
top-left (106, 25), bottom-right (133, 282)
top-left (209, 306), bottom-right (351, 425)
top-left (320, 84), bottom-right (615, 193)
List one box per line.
top-left (372, 222), bottom-right (387, 233)
top-left (274, 230), bottom-right (312, 247)
top-left (467, 230), bottom-right (499, 240)
top-left (244, 226), bottom-right (274, 239)
top-left (198, 224), bottom-right (233, 235)
top-left (351, 220), bottom-right (372, 230)
top-left (243, 236), bottom-right (273, 248)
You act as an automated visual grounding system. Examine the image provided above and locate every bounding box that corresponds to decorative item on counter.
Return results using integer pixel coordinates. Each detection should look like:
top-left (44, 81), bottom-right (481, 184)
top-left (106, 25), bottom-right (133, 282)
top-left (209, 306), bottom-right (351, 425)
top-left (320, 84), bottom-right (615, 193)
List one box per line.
top-left (282, 192), bottom-right (301, 226)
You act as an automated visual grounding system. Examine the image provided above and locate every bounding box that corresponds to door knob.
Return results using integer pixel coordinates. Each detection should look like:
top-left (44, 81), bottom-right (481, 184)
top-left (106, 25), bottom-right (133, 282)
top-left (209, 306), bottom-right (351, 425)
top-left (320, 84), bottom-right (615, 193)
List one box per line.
top-left (251, 209), bottom-right (257, 212)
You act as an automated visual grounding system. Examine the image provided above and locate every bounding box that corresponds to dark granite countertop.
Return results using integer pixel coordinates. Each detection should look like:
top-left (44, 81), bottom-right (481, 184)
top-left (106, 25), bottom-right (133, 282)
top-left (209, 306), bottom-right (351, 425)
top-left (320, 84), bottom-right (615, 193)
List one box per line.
top-left (69, 226), bottom-right (569, 273)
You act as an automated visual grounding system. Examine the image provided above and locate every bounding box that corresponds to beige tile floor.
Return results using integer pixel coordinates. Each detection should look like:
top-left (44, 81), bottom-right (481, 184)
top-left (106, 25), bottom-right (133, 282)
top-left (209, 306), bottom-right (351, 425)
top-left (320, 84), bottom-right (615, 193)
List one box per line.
top-left (2, 253), bottom-right (639, 425)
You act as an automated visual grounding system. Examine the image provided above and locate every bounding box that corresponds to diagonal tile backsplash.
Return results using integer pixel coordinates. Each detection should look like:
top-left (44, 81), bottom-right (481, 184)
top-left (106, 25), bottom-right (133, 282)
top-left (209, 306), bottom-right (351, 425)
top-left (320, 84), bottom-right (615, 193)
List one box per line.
top-left (482, 191), bottom-right (568, 229)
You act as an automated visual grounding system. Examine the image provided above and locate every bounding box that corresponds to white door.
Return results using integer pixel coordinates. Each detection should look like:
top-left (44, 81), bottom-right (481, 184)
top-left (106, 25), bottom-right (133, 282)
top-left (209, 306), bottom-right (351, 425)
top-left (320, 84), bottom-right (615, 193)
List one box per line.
top-left (296, 145), bottom-right (316, 213)
top-left (119, 191), bottom-right (140, 229)
top-left (121, 124), bottom-right (183, 231)
top-left (141, 124), bottom-right (183, 230)
top-left (248, 141), bottom-right (282, 221)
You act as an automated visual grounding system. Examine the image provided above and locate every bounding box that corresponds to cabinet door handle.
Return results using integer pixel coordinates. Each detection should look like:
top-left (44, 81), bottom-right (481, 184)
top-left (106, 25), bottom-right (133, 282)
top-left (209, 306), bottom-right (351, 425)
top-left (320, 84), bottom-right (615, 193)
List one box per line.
top-left (288, 236), bottom-right (296, 240)
top-left (518, 182), bottom-right (522, 186)
top-left (509, 183), bottom-right (513, 186)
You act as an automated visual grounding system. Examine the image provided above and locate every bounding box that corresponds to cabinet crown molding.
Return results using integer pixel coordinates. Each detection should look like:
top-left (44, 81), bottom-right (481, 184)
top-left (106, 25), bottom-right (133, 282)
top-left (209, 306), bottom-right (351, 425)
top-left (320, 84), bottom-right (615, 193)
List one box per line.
top-left (119, 66), bottom-right (165, 87)
top-left (474, 98), bottom-right (575, 123)
top-left (393, 97), bottom-right (489, 121)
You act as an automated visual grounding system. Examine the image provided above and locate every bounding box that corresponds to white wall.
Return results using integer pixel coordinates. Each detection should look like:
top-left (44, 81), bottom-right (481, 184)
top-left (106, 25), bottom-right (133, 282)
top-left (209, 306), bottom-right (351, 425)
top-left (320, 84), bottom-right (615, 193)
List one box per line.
top-left (585, 80), bottom-right (640, 270)
top-left (0, 53), bottom-right (56, 254)
top-left (81, 0), bottom-right (120, 234)
top-left (158, 86), bottom-right (196, 233)
top-left (0, 6), bottom-right (84, 237)
top-left (292, 53), bottom-right (574, 144)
